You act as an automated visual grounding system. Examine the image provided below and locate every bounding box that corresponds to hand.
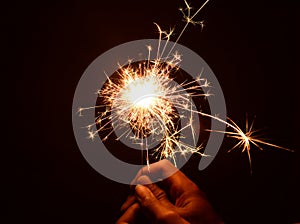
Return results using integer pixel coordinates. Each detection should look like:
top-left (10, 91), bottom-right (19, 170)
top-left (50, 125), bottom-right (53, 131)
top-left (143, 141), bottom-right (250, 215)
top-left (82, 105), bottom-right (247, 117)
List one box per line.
top-left (116, 160), bottom-right (224, 224)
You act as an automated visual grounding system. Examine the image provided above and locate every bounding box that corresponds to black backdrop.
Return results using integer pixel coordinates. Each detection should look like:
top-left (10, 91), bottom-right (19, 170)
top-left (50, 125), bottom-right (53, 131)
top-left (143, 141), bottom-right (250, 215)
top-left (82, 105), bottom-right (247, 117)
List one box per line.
top-left (11, 0), bottom-right (300, 223)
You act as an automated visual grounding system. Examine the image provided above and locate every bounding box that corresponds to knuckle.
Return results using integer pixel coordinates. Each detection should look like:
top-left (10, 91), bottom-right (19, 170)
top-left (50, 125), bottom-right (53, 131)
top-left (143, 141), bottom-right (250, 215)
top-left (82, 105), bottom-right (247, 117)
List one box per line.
top-left (155, 189), bottom-right (167, 200)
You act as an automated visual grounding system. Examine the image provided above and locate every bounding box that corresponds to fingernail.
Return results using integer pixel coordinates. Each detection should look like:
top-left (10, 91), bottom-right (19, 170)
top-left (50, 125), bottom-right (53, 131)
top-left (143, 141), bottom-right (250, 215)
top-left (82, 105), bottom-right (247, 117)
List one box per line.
top-left (137, 175), bottom-right (152, 185)
top-left (135, 184), bottom-right (144, 201)
top-left (135, 184), bottom-right (143, 191)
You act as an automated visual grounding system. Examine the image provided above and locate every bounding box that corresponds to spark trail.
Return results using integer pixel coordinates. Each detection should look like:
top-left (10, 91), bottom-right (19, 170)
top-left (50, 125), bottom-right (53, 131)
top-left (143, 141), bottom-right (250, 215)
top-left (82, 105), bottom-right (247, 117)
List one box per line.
top-left (78, 0), bottom-right (292, 173)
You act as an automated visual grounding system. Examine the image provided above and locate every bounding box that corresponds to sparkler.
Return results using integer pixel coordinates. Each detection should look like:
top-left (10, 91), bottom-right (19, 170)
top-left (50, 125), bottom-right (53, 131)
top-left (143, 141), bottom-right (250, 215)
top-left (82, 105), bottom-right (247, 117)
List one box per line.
top-left (78, 0), bottom-right (292, 173)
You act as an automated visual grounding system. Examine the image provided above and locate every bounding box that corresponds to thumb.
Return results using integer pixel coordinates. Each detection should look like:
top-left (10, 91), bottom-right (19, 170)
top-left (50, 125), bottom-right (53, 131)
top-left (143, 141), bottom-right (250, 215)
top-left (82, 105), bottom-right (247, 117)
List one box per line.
top-left (136, 175), bottom-right (172, 207)
top-left (135, 184), bottom-right (164, 219)
top-left (135, 185), bottom-right (187, 224)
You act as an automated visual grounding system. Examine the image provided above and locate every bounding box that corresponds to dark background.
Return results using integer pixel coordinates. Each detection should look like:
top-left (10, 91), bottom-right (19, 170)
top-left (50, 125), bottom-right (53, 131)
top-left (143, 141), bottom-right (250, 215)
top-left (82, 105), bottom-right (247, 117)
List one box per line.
top-left (11, 0), bottom-right (300, 223)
